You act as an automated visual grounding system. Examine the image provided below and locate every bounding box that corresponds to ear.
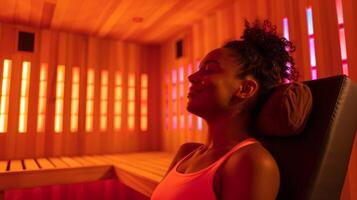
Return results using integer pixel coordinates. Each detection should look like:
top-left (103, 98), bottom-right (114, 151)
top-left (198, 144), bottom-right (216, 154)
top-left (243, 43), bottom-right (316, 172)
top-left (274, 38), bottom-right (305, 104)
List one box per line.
top-left (235, 78), bottom-right (259, 99)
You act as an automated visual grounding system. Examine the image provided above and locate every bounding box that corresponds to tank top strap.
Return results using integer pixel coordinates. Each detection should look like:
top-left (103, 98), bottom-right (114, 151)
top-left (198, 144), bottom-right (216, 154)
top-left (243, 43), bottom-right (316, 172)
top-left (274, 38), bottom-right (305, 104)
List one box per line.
top-left (209, 138), bottom-right (259, 170)
top-left (175, 144), bottom-right (205, 168)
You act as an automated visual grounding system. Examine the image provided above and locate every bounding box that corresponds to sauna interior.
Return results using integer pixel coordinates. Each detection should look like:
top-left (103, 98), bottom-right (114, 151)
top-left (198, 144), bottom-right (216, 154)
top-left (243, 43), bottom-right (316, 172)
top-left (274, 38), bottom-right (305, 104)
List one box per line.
top-left (0, 0), bottom-right (356, 199)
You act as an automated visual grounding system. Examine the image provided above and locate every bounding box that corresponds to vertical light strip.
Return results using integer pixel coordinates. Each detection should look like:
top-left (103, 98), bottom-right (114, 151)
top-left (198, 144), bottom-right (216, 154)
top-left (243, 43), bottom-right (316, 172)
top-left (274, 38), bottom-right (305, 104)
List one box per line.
top-left (19, 61), bottom-right (31, 133)
top-left (100, 70), bottom-right (108, 132)
top-left (187, 64), bottom-right (192, 130)
top-left (114, 71), bottom-right (122, 131)
top-left (179, 66), bottom-right (184, 129)
top-left (70, 67), bottom-right (80, 132)
top-left (86, 68), bottom-right (94, 132)
top-left (172, 69), bottom-right (177, 130)
top-left (0, 60), bottom-right (12, 133)
top-left (335, 0), bottom-right (349, 75)
top-left (128, 73), bottom-right (135, 131)
top-left (196, 61), bottom-right (203, 131)
top-left (37, 63), bottom-right (48, 132)
top-left (306, 7), bottom-right (317, 80)
top-left (165, 73), bottom-right (169, 130)
top-left (140, 74), bottom-right (148, 131)
top-left (54, 65), bottom-right (65, 133)
top-left (336, 0), bottom-right (344, 24)
top-left (282, 17), bottom-right (292, 83)
top-left (282, 17), bottom-right (290, 41)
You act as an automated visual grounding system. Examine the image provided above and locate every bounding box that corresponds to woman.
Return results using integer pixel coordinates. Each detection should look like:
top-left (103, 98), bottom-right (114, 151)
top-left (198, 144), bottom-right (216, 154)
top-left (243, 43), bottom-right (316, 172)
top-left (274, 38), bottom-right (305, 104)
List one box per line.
top-left (151, 20), bottom-right (298, 200)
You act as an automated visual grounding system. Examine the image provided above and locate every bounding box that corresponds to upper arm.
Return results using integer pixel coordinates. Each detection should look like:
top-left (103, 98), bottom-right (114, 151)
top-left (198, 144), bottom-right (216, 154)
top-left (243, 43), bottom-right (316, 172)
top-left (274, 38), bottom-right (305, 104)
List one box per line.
top-left (220, 144), bottom-right (280, 200)
top-left (164, 142), bottom-right (202, 177)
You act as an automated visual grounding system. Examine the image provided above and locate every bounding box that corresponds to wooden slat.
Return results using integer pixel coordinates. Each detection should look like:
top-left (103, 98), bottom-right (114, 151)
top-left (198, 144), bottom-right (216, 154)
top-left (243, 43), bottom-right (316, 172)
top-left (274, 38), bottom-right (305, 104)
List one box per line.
top-left (114, 155), bottom-right (168, 173)
top-left (0, 165), bottom-right (114, 191)
top-left (82, 156), bottom-right (109, 165)
top-left (113, 161), bottom-right (163, 182)
top-left (101, 155), bottom-right (164, 179)
top-left (71, 156), bottom-right (96, 166)
top-left (23, 159), bottom-right (39, 170)
top-left (9, 160), bottom-right (23, 171)
top-left (60, 157), bottom-right (82, 167)
top-left (48, 158), bottom-right (69, 168)
top-left (37, 158), bottom-right (56, 169)
top-left (0, 161), bottom-right (7, 172)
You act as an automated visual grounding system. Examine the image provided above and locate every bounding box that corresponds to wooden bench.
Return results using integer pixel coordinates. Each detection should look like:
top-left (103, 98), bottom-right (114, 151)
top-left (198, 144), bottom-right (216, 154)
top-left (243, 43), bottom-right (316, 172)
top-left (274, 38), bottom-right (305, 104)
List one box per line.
top-left (0, 152), bottom-right (174, 199)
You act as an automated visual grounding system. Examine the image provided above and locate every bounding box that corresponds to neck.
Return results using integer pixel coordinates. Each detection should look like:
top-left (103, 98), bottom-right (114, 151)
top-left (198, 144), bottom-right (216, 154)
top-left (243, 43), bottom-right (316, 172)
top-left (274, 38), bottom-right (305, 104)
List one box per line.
top-left (204, 112), bottom-right (251, 150)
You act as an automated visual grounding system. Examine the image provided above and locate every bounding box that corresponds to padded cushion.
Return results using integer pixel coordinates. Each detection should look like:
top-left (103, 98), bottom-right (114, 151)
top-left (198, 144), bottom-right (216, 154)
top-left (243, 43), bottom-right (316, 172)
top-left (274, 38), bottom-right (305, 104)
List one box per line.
top-left (256, 82), bottom-right (312, 136)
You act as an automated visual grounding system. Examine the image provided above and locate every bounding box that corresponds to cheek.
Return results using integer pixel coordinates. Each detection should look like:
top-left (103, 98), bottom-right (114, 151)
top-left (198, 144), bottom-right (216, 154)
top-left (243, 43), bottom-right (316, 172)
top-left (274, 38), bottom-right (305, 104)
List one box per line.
top-left (205, 80), bottom-right (232, 106)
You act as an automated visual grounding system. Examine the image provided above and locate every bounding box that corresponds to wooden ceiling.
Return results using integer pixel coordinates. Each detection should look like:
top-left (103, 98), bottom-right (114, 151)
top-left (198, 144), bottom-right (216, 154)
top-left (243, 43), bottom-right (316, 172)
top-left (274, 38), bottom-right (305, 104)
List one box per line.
top-left (0, 0), bottom-right (232, 44)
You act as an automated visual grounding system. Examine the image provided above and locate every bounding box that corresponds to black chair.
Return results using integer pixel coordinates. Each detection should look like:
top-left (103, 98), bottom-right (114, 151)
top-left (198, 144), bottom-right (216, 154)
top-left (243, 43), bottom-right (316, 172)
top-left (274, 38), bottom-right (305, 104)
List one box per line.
top-left (258, 75), bottom-right (357, 200)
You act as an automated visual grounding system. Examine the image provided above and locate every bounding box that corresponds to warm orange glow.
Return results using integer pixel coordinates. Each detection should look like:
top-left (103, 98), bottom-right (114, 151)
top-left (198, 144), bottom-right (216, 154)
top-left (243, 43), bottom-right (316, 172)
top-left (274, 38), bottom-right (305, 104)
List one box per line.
top-left (114, 116), bottom-right (121, 130)
top-left (37, 63), bottom-right (48, 132)
top-left (140, 73), bottom-right (148, 131)
top-left (141, 89), bottom-right (148, 101)
top-left (115, 71), bottom-right (122, 85)
top-left (71, 67), bottom-right (80, 132)
top-left (141, 74), bottom-right (148, 88)
top-left (70, 116), bottom-right (78, 132)
top-left (128, 102), bottom-right (135, 115)
top-left (54, 65), bottom-right (65, 133)
top-left (100, 70), bottom-right (108, 131)
top-left (128, 88), bottom-right (135, 100)
top-left (128, 116), bottom-right (134, 130)
top-left (100, 102), bottom-right (107, 115)
top-left (86, 69), bottom-right (95, 132)
top-left (140, 116), bottom-right (147, 131)
top-left (129, 74), bottom-right (135, 87)
top-left (19, 61), bottom-right (31, 133)
top-left (85, 116), bottom-right (93, 132)
top-left (100, 116), bottom-right (107, 131)
top-left (128, 73), bottom-right (135, 131)
top-left (86, 100), bottom-right (93, 115)
top-left (0, 59), bottom-right (12, 132)
top-left (37, 115), bottom-right (45, 132)
top-left (114, 102), bottom-right (122, 114)
top-left (114, 71), bottom-right (122, 131)
top-left (141, 104), bottom-right (147, 115)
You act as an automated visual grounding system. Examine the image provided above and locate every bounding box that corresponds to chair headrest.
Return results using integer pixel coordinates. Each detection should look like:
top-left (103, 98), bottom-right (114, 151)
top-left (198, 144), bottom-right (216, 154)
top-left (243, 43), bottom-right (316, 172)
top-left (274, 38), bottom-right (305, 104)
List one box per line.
top-left (255, 82), bottom-right (313, 136)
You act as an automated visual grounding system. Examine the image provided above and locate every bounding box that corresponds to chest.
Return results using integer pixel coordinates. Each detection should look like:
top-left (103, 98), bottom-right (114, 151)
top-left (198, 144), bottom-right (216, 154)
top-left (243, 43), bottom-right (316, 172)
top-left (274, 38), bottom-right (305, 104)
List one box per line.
top-left (176, 151), bottom-right (221, 173)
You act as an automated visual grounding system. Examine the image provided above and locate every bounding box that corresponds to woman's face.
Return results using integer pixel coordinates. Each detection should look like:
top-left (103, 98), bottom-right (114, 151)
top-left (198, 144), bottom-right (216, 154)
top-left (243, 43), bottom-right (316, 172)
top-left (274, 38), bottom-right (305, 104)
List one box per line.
top-left (187, 48), bottom-right (255, 119)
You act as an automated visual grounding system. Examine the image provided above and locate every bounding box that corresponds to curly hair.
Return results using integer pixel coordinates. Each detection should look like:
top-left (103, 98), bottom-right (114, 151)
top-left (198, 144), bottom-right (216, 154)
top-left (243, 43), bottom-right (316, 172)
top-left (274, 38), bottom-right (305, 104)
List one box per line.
top-left (223, 20), bottom-right (299, 93)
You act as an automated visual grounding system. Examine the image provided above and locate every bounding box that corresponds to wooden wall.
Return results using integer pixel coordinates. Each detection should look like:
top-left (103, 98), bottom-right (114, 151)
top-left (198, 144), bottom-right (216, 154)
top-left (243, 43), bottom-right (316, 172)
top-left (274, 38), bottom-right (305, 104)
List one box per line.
top-left (159, 0), bottom-right (357, 199)
top-left (0, 22), bottom-right (161, 160)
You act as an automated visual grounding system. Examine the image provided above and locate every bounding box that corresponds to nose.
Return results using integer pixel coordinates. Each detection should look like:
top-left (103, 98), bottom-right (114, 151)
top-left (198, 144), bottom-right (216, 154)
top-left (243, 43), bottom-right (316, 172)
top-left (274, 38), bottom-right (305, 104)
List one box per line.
top-left (188, 71), bottom-right (200, 84)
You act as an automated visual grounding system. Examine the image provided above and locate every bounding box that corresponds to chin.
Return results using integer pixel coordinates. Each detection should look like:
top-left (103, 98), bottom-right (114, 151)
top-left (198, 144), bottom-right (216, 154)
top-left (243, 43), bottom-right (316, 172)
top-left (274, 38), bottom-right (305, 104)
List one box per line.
top-left (186, 102), bottom-right (205, 118)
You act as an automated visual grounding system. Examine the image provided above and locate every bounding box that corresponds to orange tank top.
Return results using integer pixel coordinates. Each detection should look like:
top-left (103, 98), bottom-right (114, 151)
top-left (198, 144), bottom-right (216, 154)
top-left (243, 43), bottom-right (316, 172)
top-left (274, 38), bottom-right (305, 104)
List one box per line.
top-left (150, 138), bottom-right (258, 200)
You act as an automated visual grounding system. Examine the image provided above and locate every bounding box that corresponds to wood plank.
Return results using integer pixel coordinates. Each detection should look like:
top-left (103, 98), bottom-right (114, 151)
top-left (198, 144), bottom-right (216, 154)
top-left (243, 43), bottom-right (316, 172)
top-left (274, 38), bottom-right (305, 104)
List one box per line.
top-left (0, 165), bottom-right (114, 191)
top-left (48, 158), bottom-right (69, 168)
top-left (114, 167), bottom-right (160, 198)
top-left (82, 156), bottom-right (109, 165)
top-left (60, 157), bottom-right (82, 167)
top-left (71, 156), bottom-right (96, 166)
top-left (114, 155), bottom-right (168, 172)
top-left (101, 155), bottom-right (165, 178)
top-left (0, 160), bottom-right (7, 172)
top-left (37, 158), bottom-right (55, 169)
top-left (23, 159), bottom-right (39, 170)
top-left (9, 160), bottom-right (23, 171)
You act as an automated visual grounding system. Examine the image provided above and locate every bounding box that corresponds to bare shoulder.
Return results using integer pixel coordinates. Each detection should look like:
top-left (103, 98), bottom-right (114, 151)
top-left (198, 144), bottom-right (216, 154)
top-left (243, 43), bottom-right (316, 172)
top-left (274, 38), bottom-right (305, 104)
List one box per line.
top-left (219, 143), bottom-right (280, 200)
top-left (165, 142), bottom-right (202, 176)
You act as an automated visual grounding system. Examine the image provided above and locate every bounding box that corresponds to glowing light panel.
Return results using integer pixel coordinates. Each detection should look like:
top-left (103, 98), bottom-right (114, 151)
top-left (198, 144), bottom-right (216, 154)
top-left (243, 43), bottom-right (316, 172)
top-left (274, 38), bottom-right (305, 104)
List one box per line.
top-left (37, 63), bottom-right (48, 132)
top-left (0, 60), bottom-right (11, 133)
top-left (54, 65), bottom-right (65, 133)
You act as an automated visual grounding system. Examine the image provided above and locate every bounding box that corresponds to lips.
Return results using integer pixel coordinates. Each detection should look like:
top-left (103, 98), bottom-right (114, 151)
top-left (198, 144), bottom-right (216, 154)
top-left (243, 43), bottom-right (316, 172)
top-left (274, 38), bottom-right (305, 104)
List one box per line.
top-left (188, 87), bottom-right (203, 98)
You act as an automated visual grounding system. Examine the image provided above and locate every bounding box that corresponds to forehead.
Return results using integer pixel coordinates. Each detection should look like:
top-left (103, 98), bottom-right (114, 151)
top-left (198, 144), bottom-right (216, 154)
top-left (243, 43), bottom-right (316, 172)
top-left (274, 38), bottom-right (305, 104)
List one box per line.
top-left (201, 48), bottom-right (240, 70)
